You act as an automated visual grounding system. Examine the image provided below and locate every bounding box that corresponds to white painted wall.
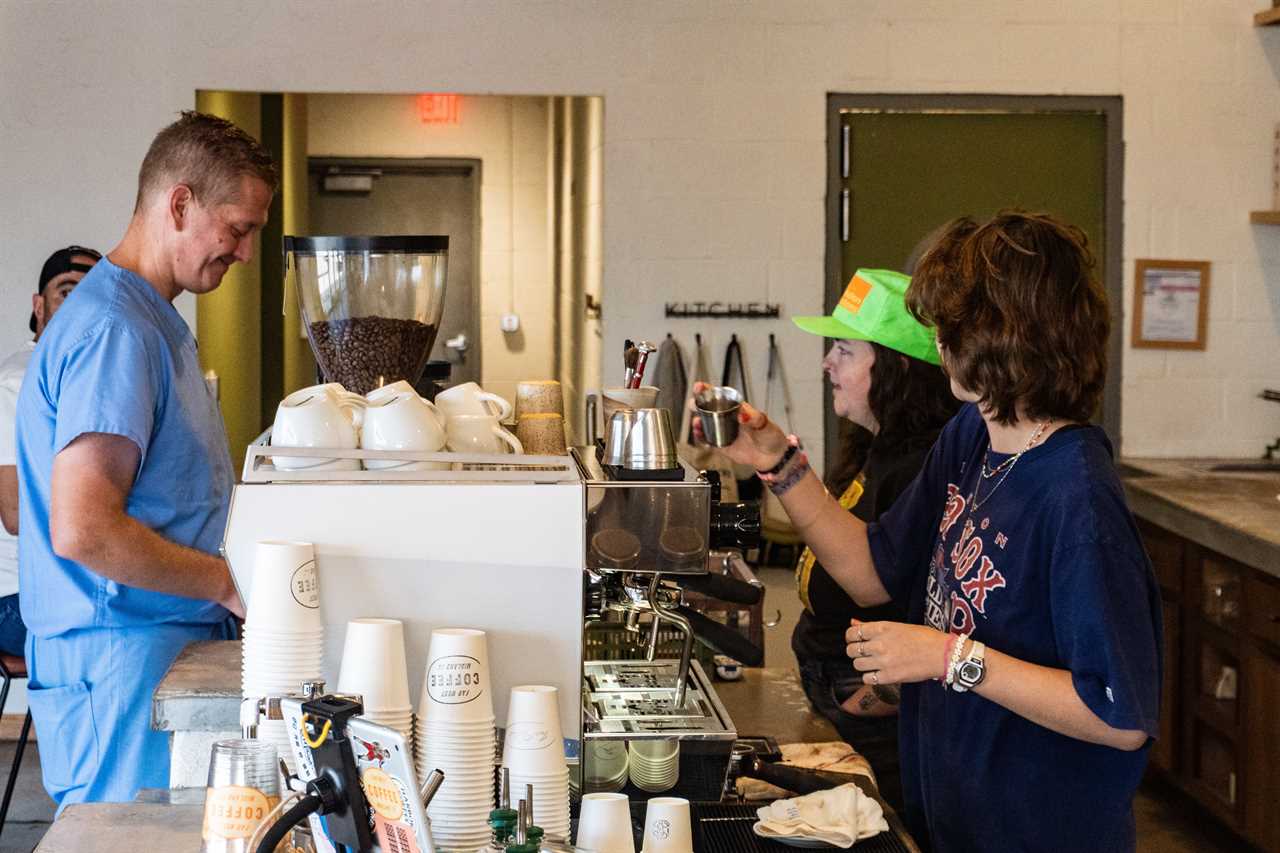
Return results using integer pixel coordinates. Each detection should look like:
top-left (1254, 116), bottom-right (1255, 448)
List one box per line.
top-left (2, 0), bottom-right (1279, 466)
top-left (307, 93), bottom-right (553, 402)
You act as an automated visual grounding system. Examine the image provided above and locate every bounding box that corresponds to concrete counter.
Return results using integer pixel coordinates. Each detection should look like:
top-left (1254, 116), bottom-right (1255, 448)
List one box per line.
top-left (34, 801), bottom-right (203, 852)
top-left (152, 640), bottom-right (243, 788)
top-left (1120, 458), bottom-right (1280, 579)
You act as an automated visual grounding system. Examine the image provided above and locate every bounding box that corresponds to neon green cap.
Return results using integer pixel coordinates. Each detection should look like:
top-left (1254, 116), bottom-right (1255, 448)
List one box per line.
top-left (792, 268), bottom-right (940, 365)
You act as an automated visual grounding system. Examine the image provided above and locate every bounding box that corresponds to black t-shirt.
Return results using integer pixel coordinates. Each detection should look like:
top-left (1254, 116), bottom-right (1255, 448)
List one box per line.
top-left (790, 431), bottom-right (940, 664)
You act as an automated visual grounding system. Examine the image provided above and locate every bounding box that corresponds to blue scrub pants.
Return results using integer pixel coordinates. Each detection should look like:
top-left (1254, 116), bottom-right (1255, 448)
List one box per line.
top-left (26, 620), bottom-right (234, 809)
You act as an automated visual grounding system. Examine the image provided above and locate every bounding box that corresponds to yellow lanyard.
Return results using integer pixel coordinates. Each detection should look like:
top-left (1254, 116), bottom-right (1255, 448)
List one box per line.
top-left (796, 476), bottom-right (865, 614)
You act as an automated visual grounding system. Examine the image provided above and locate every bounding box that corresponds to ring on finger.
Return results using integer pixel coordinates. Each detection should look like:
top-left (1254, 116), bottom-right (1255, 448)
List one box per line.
top-left (868, 671), bottom-right (879, 686)
top-left (856, 626), bottom-right (866, 643)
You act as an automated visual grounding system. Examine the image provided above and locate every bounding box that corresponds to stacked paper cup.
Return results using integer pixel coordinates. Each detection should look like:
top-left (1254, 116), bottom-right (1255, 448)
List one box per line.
top-left (415, 628), bottom-right (497, 852)
top-left (628, 739), bottom-right (680, 793)
top-left (241, 541), bottom-right (324, 773)
top-left (337, 619), bottom-right (414, 745)
top-left (501, 685), bottom-right (571, 839)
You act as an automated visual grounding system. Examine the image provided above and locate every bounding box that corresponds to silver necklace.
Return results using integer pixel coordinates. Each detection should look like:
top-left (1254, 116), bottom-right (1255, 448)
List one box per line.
top-left (969, 421), bottom-right (1048, 513)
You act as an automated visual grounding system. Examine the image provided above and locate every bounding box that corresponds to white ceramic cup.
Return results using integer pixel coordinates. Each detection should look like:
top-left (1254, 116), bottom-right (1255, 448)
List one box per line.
top-left (445, 414), bottom-right (524, 455)
top-left (337, 618), bottom-right (412, 712)
top-left (360, 393), bottom-right (448, 470)
top-left (435, 381), bottom-right (513, 421)
top-left (641, 797), bottom-right (693, 853)
top-left (365, 380), bottom-right (416, 403)
top-left (271, 384), bottom-right (366, 470)
top-left (577, 793), bottom-right (636, 853)
top-left (419, 629), bottom-right (494, 722)
top-left (245, 541), bottom-right (322, 632)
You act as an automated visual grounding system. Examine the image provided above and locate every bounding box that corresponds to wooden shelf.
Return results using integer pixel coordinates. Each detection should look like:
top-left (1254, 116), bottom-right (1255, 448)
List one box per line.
top-left (1252, 210), bottom-right (1280, 224)
top-left (1257, 6), bottom-right (1280, 26)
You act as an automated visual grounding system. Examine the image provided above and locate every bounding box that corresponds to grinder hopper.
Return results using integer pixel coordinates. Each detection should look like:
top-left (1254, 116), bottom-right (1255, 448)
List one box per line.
top-left (285, 235), bottom-right (448, 395)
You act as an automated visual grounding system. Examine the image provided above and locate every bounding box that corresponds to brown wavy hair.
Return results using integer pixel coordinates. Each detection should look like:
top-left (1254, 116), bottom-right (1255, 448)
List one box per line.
top-left (905, 211), bottom-right (1109, 425)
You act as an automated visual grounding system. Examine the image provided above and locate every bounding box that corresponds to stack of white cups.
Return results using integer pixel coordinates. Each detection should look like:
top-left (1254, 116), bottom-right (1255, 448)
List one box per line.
top-left (583, 739), bottom-right (630, 794)
top-left (414, 628), bottom-right (497, 852)
top-left (628, 740), bottom-right (680, 793)
top-left (241, 541), bottom-right (324, 773)
top-left (337, 619), bottom-right (414, 746)
top-left (501, 685), bottom-right (571, 840)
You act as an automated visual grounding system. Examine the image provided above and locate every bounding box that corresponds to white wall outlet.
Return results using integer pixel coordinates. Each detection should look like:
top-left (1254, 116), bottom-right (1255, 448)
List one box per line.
top-left (500, 313), bottom-right (520, 333)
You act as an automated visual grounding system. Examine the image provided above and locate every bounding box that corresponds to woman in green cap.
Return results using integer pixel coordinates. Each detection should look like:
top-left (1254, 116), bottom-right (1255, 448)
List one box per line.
top-left (786, 267), bottom-right (957, 813)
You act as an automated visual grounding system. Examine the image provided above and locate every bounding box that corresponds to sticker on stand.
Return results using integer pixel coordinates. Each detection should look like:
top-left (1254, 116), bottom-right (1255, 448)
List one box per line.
top-left (362, 767), bottom-right (422, 853)
top-left (426, 655), bottom-right (485, 704)
top-left (201, 785), bottom-right (279, 841)
top-left (290, 559), bottom-right (320, 609)
top-left (505, 720), bottom-right (556, 751)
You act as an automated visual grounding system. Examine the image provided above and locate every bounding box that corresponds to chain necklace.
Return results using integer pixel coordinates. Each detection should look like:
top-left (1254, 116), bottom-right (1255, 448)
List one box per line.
top-left (969, 421), bottom-right (1048, 514)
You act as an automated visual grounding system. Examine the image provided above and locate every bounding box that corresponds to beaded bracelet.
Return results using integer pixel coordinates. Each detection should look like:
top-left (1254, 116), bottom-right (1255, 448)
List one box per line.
top-left (944, 631), bottom-right (971, 687)
top-left (939, 632), bottom-right (959, 683)
top-left (761, 450), bottom-right (810, 497)
top-left (757, 435), bottom-right (802, 477)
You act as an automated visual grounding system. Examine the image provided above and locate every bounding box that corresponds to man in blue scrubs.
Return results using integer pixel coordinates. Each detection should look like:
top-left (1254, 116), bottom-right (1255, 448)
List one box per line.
top-left (15, 111), bottom-right (276, 807)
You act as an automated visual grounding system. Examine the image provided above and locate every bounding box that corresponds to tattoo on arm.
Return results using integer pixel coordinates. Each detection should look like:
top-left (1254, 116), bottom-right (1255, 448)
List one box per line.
top-left (872, 683), bottom-right (901, 707)
top-left (857, 691), bottom-right (879, 712)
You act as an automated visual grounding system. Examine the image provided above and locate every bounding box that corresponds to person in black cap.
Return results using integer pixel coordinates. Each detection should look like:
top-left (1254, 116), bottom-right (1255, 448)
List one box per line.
top-left (0, 245), bottom-right (101, 656)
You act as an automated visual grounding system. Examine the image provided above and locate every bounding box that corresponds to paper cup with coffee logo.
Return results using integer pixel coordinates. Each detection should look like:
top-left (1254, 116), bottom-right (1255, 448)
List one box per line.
top-left (418, 628), bottom-right (493, 722)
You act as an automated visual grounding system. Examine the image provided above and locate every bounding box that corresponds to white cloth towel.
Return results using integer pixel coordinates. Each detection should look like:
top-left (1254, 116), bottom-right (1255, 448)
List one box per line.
top-left (752, 783), bottom-right (889, 848)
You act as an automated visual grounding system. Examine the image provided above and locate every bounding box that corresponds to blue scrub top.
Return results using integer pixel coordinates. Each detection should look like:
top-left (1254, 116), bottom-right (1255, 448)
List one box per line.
top-left (15, 258), bottom-right (234, 637)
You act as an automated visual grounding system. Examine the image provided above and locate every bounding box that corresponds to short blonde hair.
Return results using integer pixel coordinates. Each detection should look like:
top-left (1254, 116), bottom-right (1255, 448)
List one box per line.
top-left (134, 110), bottom-right (277, 211)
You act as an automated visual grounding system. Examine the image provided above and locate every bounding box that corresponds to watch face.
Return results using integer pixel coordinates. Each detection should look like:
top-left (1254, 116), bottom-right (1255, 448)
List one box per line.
top-left (959, 662), bottom-right (982, 683)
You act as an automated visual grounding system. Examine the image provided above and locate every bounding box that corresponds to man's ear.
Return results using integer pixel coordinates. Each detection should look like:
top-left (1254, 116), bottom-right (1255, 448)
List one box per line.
top-left (169, 184), bottom-right (195, 231)
top-left (31, 293), bottom-right (45, 329)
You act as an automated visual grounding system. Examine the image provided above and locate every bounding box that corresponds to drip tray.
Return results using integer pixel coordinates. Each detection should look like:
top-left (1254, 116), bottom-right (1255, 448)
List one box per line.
top-left (584, 660), bottom-right (734, 737)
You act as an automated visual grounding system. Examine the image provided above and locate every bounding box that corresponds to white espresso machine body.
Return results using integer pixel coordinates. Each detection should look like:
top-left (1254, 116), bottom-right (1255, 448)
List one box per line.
top-left (223, 478), bottom-right (585, 744)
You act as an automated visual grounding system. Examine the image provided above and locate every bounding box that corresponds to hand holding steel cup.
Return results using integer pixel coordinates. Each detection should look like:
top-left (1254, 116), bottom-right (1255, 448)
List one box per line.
top-left (689, 381), bottom-right (788, 471)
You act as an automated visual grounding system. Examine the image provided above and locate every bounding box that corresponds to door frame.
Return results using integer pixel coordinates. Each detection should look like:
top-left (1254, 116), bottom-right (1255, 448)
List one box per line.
top-left (823, 94), bottom-right (1124, 472)
top-left (307, 156), bottom-right (483, 381)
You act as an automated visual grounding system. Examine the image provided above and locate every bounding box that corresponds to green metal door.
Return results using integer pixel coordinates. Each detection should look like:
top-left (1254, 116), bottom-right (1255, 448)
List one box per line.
top-left (825, 99), bottom-right (1120, 471)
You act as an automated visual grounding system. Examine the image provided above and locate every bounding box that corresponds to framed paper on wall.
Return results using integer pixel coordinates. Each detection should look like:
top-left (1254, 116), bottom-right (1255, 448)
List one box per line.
top-left (1131, 259), bottom-right (1210, 350)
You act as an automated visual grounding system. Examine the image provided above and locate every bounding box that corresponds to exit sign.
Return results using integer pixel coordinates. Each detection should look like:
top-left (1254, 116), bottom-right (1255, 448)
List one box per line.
top-left (416, 93), bottom-right (461, 125)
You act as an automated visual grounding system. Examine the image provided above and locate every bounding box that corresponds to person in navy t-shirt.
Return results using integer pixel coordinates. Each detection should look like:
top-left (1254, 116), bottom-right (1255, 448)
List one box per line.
top-left (694, 211), bottom-right (1160, 853)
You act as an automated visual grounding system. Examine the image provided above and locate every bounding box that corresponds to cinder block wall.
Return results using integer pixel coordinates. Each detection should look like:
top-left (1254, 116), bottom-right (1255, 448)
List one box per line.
top-left (1, 1), bottom-right (1277, 460)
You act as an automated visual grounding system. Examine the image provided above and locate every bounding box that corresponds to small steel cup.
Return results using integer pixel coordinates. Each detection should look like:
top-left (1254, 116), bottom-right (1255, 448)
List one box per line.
top-left (694, 386), bottom-right (743, 447)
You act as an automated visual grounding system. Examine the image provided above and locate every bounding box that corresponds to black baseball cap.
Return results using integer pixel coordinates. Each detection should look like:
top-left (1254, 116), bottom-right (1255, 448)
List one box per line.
top-left (32, 245), bottom-right (102, 333)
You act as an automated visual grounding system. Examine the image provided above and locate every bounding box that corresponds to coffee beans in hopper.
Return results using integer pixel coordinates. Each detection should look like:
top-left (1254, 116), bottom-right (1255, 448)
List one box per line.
top-left (308, 317), bottom-right (436, 395)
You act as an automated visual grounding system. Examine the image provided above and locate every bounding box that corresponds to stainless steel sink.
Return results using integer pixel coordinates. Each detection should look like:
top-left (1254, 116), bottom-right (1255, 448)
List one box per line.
top-left (1207, 461), bottom-right (1280, 473)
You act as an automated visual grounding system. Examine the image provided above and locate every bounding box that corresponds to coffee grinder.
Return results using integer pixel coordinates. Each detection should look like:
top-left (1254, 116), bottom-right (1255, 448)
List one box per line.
top-left (285, 235), bottom-right (452, 396)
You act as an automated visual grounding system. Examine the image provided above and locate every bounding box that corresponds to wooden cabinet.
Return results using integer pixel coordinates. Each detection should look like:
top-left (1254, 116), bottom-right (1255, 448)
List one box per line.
top-left (1138, 518), bottom-right (1280, 851)
top-left (1138, 519), bottom-right (1182, 774)
top-left (1244, 646), bottom-right (1280, 850)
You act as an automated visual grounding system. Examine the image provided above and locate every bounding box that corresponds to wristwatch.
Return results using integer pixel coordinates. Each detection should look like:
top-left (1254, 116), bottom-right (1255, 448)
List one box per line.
top-left (952, 641), bottom-right (987, 692)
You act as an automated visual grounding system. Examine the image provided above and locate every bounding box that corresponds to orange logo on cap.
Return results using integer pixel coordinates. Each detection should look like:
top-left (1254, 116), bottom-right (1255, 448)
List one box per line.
top-left (838, 275), bottom-right (873, 315)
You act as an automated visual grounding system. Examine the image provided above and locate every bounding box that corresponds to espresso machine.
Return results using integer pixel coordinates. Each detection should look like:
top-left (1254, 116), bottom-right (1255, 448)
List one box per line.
top-left (225, 235), bottom-right (765, 826)
top-left (573, 395), bottom-right (764, 802)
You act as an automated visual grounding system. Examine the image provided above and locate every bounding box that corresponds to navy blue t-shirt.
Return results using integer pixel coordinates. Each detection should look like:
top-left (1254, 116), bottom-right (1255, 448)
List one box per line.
top-left (868, 404), bottom-right (1161, 853)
